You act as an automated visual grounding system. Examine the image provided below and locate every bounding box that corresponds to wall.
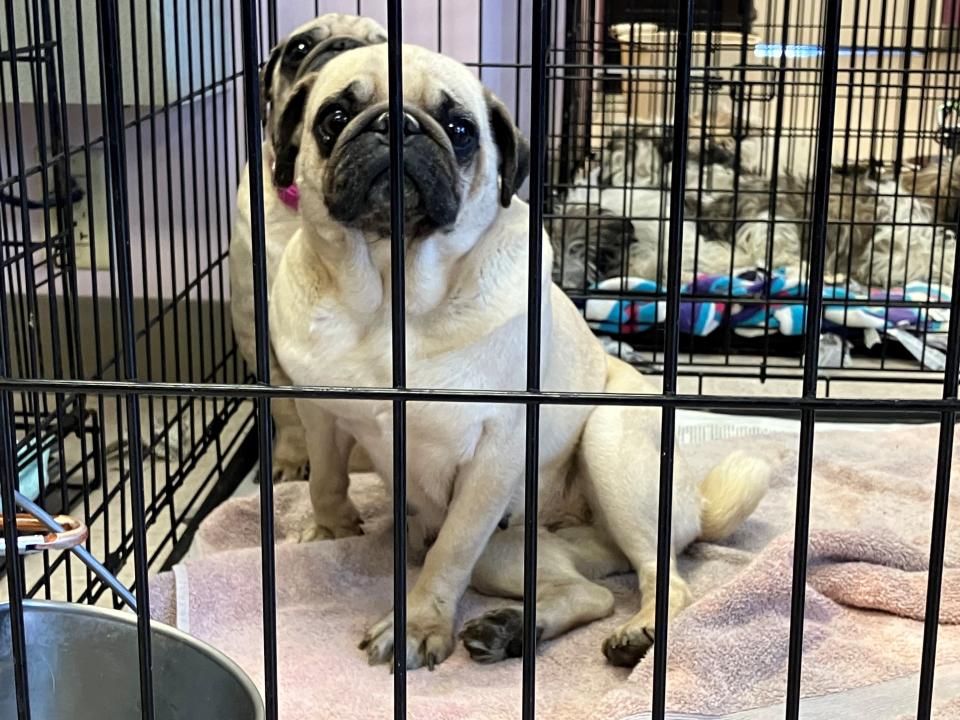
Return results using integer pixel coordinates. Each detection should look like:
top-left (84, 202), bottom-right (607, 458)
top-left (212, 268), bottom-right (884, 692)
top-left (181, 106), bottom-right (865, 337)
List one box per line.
top-left (7, 0), bottom-right (547, 302)
top-left (1, 0), bottom-right (559, 381)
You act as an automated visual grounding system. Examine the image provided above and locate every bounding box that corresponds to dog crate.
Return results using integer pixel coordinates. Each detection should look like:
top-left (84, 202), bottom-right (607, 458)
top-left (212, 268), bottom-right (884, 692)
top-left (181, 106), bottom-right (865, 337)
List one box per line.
top-left (549, 0), bottom-right (960, 396)
top-left (0, 0), bottom-right (958, 719)
top-left (0, 0), bottom-right (259, 606)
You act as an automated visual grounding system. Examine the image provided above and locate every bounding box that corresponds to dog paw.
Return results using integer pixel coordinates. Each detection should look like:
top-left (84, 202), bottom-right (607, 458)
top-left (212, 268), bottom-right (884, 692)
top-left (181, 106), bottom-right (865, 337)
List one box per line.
top-left (271, 459), bottom-right (309, 484)
top-left (300, 516), bottom-right (363, 542)
top-left (300, 498), bottom-right (364, 542)
top-left (602, 623), bottom-right (654, 667)
top-left (460, 607), bottom-right (540, 663)
top-left (359, 604), bottom-right (455, 670)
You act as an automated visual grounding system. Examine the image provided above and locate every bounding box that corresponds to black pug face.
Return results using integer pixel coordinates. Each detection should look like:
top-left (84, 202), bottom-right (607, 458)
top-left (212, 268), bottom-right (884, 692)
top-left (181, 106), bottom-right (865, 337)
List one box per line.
top-left (317, 89), bottom-right (475, 238)
top-left (272, 44), bottom-right (530, 243)
top-left (259, 14), bottom-right (387, 134)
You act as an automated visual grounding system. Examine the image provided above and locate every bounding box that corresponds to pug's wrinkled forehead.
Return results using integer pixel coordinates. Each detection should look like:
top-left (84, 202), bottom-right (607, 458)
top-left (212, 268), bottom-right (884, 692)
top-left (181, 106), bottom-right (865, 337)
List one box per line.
top-left (305, 43), bottom-right (492, 143)
top-left (260, 13), bottom-right (386, 132)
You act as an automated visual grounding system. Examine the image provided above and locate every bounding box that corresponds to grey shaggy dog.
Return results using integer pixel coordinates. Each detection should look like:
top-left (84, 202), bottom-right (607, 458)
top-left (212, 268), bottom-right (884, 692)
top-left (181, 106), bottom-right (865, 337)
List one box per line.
top-left (903, 154), bottom-right (960, 233)
top-left (550, 206), bottom-right (639, 288)
top-left (694, 163), bottom-right (956, 287)
top-left (552, 124), bottom-right (956, 289)
top-left (550, 120), bottom-right (750, 287)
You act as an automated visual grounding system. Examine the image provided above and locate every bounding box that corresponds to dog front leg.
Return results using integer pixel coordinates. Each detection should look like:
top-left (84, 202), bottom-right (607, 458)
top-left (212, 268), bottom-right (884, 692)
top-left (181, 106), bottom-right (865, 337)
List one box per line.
top-left (360, 420), bottom-right (522, 670)
top-left (270, 358), bottom-right (309, 482)
top-left (297, 399), bottom-right (360, 541)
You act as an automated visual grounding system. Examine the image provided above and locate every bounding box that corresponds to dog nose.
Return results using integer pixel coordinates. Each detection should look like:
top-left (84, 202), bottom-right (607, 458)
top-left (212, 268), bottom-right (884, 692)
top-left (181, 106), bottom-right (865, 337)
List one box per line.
top-left (369, 111), bottom-right (421, 137)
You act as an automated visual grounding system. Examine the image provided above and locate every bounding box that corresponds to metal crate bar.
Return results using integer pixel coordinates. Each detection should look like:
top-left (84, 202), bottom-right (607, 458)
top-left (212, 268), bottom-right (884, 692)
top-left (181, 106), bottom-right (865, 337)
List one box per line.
top-left (523, 0), bottom-right (550, 716)
top-left (238, 3), bottom-right (279, 719)
top-left (384, 0), bottom-right (408, 713)
top-left (97, 0), bottom-right (155, 718)
top-left (784, 0), bottom-right (845, 714)
top-left (0, 322), bottom-right (28, 720)
top-left (918, 365), bottom-right (960, 718)
top-left (917, 145), bottom-right (960, 720)
top-left (651, 0), bottom-right (696, 714)
top-left (10, 374), bottom-right (960, 414)
top-left (0, 0), bottom-right (37, 714)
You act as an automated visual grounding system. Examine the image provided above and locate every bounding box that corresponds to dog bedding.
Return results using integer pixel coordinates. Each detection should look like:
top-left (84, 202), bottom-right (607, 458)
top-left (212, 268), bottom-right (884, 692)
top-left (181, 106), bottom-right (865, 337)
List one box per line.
top-left (149, 417), bottom-right (960, 720)
top-left (582, 267), bottom-right (951, 369)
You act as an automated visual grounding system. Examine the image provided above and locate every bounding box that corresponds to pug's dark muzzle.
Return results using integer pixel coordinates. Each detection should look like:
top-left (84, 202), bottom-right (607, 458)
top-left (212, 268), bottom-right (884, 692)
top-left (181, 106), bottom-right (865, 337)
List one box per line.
top-left (321, 102), bottom-right (461, 240)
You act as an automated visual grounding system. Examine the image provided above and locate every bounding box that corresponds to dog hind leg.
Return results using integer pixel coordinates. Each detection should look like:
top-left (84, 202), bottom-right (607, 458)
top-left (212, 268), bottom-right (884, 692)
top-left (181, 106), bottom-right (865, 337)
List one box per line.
top-left (459, 524), bottom-right (628, 663)
top-left (577, 356), bottom-right (700, 666)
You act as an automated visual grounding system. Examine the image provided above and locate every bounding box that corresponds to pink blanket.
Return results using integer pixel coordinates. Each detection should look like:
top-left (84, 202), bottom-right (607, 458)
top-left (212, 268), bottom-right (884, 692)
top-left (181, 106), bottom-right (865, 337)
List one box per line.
top-left (149, 421), bottom-right (960, 718)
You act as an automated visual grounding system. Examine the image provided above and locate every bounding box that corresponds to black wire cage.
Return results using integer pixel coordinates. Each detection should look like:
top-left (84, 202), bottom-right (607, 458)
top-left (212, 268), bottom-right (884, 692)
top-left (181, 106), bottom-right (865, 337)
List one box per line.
top-left (0, 0), bottom-right (957, 719)
top-left (0, 0), bottom-right (257, 607)
top-left (551, 0), bottom-right (960, 394)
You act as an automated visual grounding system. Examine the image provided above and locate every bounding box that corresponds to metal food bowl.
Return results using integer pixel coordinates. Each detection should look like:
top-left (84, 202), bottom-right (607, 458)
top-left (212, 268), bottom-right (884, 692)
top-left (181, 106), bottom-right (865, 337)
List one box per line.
top-left (0, 600), bottom-right (264, 720)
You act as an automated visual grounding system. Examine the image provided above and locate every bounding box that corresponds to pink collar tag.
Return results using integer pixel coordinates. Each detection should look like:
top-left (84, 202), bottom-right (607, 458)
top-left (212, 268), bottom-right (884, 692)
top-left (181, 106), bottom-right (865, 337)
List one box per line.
top-left (269, 151), bottom-right (300, 211)
top-left (277, 183), bottom-right (300, 212)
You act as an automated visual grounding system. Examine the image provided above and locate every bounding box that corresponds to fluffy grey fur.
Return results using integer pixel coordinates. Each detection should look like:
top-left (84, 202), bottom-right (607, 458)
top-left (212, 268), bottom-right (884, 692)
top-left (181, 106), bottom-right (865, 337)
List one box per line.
top-left (694, 164), bottom-right (956, 287)
top-left (551, 206), bottom-right (639, 288)
top-left (904, 155), bottom-right (960, 232)
top-left (551, 124), bottom-right (956, 288)
top-left (550, 123), bottom-right (752, 287)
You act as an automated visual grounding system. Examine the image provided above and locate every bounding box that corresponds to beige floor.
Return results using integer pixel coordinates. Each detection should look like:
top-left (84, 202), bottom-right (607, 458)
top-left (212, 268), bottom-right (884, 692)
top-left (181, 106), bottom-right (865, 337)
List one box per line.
top-left (621, 349), bottom-right (945, 401)
top-left (2, 350), bottom-right (949, 606)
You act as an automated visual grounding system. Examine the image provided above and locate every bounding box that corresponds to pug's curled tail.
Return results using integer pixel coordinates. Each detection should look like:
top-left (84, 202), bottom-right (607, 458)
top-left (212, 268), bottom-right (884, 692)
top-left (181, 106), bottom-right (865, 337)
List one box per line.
top-left (698, 450), bottom-right (770, 542)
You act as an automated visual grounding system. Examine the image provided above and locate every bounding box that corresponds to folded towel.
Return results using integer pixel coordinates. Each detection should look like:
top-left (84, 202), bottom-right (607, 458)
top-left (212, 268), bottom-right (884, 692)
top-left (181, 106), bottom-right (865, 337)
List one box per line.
top-left (150, 420), bottom-right (960, 719)
top-left (599, 529), bottom-right (960, 718)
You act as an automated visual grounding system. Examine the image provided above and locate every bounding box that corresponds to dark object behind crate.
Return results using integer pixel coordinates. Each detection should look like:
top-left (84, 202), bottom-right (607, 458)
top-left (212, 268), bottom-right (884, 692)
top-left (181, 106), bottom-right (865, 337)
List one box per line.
top-left (605, 0), bottom-right (756, 33)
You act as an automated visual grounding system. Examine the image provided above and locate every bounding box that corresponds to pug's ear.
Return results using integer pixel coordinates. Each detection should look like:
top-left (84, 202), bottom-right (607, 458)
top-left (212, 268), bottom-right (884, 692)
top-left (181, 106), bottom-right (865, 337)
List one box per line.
top-left (485, 90), bottom-right (530, 207)
top-left (272, 76), bottom-right (315, 188)
top-left (260, 43), bottom-right (283, 127)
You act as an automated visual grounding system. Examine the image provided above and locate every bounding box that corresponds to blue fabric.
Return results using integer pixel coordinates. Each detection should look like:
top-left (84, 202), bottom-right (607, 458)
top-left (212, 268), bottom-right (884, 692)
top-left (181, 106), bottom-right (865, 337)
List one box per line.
top-left (0, 439), bottom-right (48, 511)
top-left (581, 267), bottom-right (950, 339)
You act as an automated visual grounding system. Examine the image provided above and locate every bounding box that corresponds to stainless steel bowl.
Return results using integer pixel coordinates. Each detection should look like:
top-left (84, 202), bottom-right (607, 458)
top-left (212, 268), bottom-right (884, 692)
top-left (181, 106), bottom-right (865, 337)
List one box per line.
top-left (0, 600), bottom-right (264, 720)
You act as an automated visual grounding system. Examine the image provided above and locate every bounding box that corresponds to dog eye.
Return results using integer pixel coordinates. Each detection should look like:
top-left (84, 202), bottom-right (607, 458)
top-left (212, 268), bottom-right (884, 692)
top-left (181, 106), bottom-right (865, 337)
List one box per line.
top-left (445, 119), bottom-right (478, 158)
top-left (316, 107), bottom-right (351, 147)
top-left (283, 37), bottom-right (314, 69)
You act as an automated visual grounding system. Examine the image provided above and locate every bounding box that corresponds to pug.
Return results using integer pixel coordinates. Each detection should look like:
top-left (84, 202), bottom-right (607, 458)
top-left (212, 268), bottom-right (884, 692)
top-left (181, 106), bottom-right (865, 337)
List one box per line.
top-left (229, 13), bottom-right (385, 484)
top-left (269, 43), bottom-right (769, 669)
